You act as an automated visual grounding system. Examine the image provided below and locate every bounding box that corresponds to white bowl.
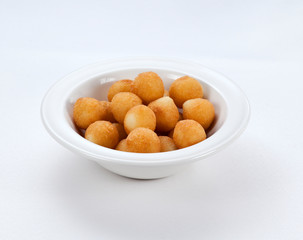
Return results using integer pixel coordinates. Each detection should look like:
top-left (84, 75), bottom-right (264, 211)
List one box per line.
top-left (41, 57), bottom-right (250, 179)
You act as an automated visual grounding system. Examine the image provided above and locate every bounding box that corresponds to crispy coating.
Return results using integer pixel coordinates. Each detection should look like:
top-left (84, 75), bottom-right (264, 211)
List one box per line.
top-left (111, 92), bottom-right (142, 124)
top-left (132, 72), bottom-right (164, 104)
top-left (73, 97), bottom-right (107, 129)
top-left (107, 79), bottom-right (133, 101)
top-left (124, 105), bottom-right (156, 134)
top-left (183, 98), bottom-right (215, 130)
top-left (115, 139), bottom-right (129, 151)
top-left (163, 89), bottom-right (169, 97)
top-left (112, 123), bottom-right (127, 141)
top-left (126, 128), bottom-right (160, 153)
top-left (173, 120), bottom-right (206, 148)
top-left (100, 101), bottom-right (116, 122)
top-left (169, 76), bottom-right (203, 108)
top-left (85, 121), bottom-right (119, 148)
top-left (148, 96), bottom-right (179, 132)
top-left (159, 136), bottom-right (177, 152)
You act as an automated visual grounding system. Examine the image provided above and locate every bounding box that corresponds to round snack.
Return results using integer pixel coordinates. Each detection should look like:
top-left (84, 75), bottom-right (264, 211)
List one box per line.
top-left (159, 136), bottom-right (177, 152)
top-left (168, 128), bottom-right (175, 138)
top-left (124, 105), bottom-right (156, 134)
top-left (132, 72), bottom-right (164, 104)
top-left (173, 120), bottom-right (206, 149)
top-left (163, 89), bottom-right (169, 97)
top-left (126, 128), bottom-right (160, 153)
top-left (115, 139), bottom-right (129, 152)
top-left (178, 112), bottom-right (183, 121)
top-left (148, 96), bottom-right (179, 132)
top-left (107, 79), bottom-right (133, 101)
top-left (85, 121), bottom-right (119, 148)
top-left (183, 98), bottom-right (215, 130)
top-left (111, 92), bottom-right (142, 124)
top-left (100, 101), bottom-right (116, 122)
top-left (73, 97), bottom-right (107, 129)
top-left (169, 76), bottom-right (203, 108)
top-left (112, 123), bottom-right (127, 141)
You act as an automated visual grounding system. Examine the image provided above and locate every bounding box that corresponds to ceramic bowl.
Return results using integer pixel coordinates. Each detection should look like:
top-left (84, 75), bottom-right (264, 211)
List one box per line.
top-left (41, 57), bottom-right (250, 179)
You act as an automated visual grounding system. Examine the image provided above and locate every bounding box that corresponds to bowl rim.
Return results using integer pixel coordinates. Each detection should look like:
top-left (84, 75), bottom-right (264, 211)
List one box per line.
top-left (41, 57), bottom-right (250, 166)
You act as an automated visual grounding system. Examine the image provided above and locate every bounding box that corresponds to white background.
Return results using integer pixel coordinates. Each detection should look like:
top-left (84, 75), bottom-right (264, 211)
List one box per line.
top-left (1, 0), bottom-right (303, 239)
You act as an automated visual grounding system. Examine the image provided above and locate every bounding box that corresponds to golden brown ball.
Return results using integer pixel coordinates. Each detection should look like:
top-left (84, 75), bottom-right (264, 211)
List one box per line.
top-left (111, 92), bottom-right (142, 124)
top-left (124, 105), bottom-right (156, 134)
top-left (73, 97), bottom-right (107, 129)
top-left (168, 128), bottom-right (175, 138)
top-left (163, 89), bottom-right (169, 97)
top-left (112, 123), bottom-right (127, 141)
top-left (178, 112), bottom-right (183, 121)
top-left (107, 79), bottom-right (133, 101)
top-left (99, 101), bottom-right (116, 122)
top-left (169, 76), bottom-right (203, 108)
top-left (159, 136), bottom-right (177, 152)
top-left (148, 96), bottom-right (179, 132)
top-left (126, 128), bottom-right (160, 153)
top-left (115, 139), bottom-right (129, 152)
top-left (183, 98), bottom-right (215, 130)
top-left (173, 120), bottom-right (206, 149)
top-left (85, 121), bottom-right (119, 148)
top-left (132, 72), bottom-right (164, 104)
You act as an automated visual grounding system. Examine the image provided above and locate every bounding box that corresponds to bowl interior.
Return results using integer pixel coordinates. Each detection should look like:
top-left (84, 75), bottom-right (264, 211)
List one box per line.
top-left (65, 68), bottom-right (227, 139)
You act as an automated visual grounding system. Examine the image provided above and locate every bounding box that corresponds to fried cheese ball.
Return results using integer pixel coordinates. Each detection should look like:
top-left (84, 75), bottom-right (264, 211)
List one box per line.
top-left (168, 128), bottom-right (175, 138)
top-left (132, 72), bottom-right (164, 104)
top-left (126, 128), bottom-right (160, 153)
top-left (112, 123), bottom-right (127, 141)
top-left (178, 112), bottom-right (183, 121)
top-left (183, 98), bottom-right (215, 130)
top-left (115, 139), bottom-right (129, 151)
top-left (159, 136), bottom-right (177, 152)
top-left (124, 105), bottom-right (156, 134)
top-left (100, 101), bottom-right (116, 122)
top-left (111, 92), bottom-right (142, 124)
top-left (163, 89), bottom-right (169, 97)
top-left (173, 120), bottom-right (206, 149)
top-left (169, 76), bottom-right (203, 108)
top-left (73, 97), bottom-right (107, 129)
top-left (85, 121), bottom-right (119, 148)
top-left (148, 96), bottom-right (179, 132)
top-left (107, 79), bottom-right (133, 101)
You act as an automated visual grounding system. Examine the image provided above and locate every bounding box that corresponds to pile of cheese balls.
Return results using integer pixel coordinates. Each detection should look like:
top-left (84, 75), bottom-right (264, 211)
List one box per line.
top-left (73, 72), bottom-right (215, 153)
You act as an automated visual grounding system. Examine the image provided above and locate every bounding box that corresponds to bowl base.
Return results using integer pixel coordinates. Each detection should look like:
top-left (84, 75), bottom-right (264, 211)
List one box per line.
top-left (98, 162), bottom-right (189, 179)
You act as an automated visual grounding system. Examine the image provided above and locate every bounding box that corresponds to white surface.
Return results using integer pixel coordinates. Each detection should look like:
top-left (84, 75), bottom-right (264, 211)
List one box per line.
top-left (41, 58), bottom-right (249, 179)
top-left (1, 0), bottom-right (303, 239)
